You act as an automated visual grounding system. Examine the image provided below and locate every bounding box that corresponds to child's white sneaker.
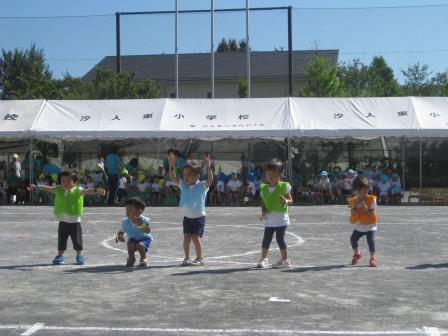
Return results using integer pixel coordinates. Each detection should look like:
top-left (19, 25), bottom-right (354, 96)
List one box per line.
top-left (256, 258), bottom-right (269, 268)
top-left (272, 259), bottom-right (291, 269)
top-left (191, 258), bottom-right (205, 266)
top-left (180, 258), bottom-right (192, 266)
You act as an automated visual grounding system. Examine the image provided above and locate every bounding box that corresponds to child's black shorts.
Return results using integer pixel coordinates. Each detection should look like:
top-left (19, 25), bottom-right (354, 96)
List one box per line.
top-left (58, 221), bottom-right (83, 251)
top-left (183, 216), bottom-right (205, 237)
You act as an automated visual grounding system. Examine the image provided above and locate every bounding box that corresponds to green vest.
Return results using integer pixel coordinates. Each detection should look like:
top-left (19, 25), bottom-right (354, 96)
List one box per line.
top-left (260, 182), bottom-right (289, 213)
top-left (54, 186), bottom-right (84, 216)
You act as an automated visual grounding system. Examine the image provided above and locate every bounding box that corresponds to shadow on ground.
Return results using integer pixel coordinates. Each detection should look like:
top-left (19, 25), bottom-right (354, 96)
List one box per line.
top-left (406, 263), bottom-right (448, 270)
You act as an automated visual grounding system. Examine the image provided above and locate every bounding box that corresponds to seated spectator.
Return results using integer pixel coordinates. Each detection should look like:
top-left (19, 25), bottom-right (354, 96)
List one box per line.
top-left (389, 173), bottom-right (402, 205)
top-left (117, 169), bottom-right (129, 204)
top-left (346, 169), bottom-right (356, 185)
top-left (215, 175), bottom-right (226, 205)
top-left (151, 177), bottom-right (163, 206)
top-left (91, 168), bottom-right (105, 185)
top-left (207, 175), bottom-right (218, 206)
top-left (377, 175), bottom-right (391, 204)
top-left (334, 172), bottom-right (352, 204)
top-left (227, 173), bottom-right (241, 206)
top-left (136, 176), bottom-right (152, 205)
top-left (314, 171), bottom-right (334, 204)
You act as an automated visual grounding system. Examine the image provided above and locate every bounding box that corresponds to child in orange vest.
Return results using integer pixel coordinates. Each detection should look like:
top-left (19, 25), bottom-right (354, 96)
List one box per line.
top-left (348, 176), bottom-right (379, 267)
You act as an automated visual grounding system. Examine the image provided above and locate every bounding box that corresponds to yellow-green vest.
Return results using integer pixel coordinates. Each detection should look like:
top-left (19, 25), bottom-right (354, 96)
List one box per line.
top-left (260, 182), bottom-right (289, 213)
top-left (54, 186), bottom-right (84, 217)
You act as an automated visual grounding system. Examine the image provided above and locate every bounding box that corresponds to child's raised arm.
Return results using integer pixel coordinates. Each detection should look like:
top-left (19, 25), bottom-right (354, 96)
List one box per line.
top-left (204, 154), bottom-right (214, 188)
top-left (28, 184), bottom-right (56, 194)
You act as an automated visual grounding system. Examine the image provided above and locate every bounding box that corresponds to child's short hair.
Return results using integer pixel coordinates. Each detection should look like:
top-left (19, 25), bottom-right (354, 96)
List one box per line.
top-left (60, 171), bottom-right (78, 182)
top-left (352, 176), bottom-right (370, 191)
top-left (183, 164), bottom-right (201, 177)
top-left (265, 159), bottom-right (284, 173)
top-left (125, 197), bottom-right (145, 211)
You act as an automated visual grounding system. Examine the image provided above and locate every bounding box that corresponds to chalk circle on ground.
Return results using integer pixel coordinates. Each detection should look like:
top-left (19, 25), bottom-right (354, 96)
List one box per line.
top-left (101, 224), bottom-right (305, 265)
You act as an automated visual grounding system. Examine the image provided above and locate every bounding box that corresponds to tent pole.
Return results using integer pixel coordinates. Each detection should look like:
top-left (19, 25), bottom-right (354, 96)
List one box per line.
top-left (419, 138), bottom-right (422, 206)
top-left (29, 138), bottom-right (33, 205)
top-left (157, 138), bottom-right (160, 169)
top-left (175, 0), bottom-right (179, 98)
top-left (287, 137), bottom-right (292, 183)
top-left (402, 138), bottom-right (406, 191)
top-left (245, 0), bottom-right (251, 98)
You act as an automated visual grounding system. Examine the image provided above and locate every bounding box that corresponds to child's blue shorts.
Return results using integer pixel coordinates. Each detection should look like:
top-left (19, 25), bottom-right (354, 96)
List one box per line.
top-left (128, 237), bottom-right (152, 251)
top-left (183, 216), bottom-right (205, 237)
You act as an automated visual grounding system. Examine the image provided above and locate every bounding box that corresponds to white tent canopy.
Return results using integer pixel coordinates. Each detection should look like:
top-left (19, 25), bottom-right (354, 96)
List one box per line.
top-left (289, 97), bottom-right (420, 137)
top-left (0, 97), bottom-right (447, 139)
top-left (0, 100), bottom-right (45, 138)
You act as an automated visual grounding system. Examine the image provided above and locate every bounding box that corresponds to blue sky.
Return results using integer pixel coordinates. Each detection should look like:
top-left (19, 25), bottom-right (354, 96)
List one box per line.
top-left (1, 0), bottom-right (447, 82)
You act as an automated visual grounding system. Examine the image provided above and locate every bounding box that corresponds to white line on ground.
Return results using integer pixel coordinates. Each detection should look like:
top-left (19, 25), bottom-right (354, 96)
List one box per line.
top-left (0, 324), bottom-right (444, 335)
top-left (100, 225), bottom-right (305, 261)
top-left (269, 296), bottom-right (291, 302)
top-left (20, 323), bottom-right (44, 336)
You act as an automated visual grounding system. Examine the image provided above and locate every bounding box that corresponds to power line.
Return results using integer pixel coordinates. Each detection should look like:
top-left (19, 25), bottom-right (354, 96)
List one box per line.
top-left (293, 3), bottom-right (448, 10)
top-left (0, 2), bottom-right (447, 20)
top-left (0, 14), bottom-right (113, 19)
top-left (340, 49), bottom-right (448, 55)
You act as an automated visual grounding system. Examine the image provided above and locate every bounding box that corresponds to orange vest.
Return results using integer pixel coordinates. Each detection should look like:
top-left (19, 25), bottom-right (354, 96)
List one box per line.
top-left (348, 195), bottom-right (378, 225)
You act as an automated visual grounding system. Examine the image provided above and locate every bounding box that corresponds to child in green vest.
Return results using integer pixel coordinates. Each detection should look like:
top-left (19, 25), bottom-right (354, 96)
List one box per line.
top-left (29, 171), bottom-right (105, 265)
top-left (257, 159), bottom-right (293, 269)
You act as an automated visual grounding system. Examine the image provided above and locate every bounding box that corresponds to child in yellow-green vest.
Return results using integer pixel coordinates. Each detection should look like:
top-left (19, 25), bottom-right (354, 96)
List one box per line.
top-left (257, 159), bottom-right (293, 269)
top-left (29, 171), bottom-right (105, 265)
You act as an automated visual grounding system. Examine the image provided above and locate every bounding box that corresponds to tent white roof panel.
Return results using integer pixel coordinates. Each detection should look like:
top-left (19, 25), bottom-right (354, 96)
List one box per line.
top-left (290, 97), bottom-right (419, 137)
top-left (411, 97), bottom-right (448, 137)
top-left (32, 99), bottom-right (165, 138)
top-left (0, 100), bottom-right (45, 138)
top-left (159, 98), bottom-right (291, 137)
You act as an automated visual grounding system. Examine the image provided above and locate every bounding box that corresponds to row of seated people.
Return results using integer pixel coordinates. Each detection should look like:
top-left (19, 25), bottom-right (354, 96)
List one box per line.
top-left (298, 168), bottom-right (403, 205)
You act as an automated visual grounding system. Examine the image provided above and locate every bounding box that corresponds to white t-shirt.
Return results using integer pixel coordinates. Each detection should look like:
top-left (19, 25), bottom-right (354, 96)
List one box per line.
top-left (118, 177), bottom-right (127, 189)
top-left (263, 183), bottom-right (292, 228)
top-left (378, 181), bottom-right (390, 196)
top-left (137, 182), bottom-right (150, 192)
top-left (354, 199), bottom-right (378, 232)
top-left (248, 181), bottom-right (257, 196)
top-left (227, 180), bottom-right (241, 192)
top-left (216, 180), bottom-right (225, 193)
top-left (152, 183), bottom-right (162, 192)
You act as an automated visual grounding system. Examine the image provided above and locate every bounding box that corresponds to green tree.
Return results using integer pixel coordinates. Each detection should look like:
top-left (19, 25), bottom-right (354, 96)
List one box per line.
top-left (237, 77), bottom-right (248, 98)
top-left (299, 56), bottom-right (343, 97)
top-left (85, 69), bottom-right (162, 99)
top-left (401, 63), bottom-right (434, 96)
top-left (216, 38), bottom-right (248, 52)
top-left (0, 44), bottom-right (59, 99)
top-left (432, 70), bottom-right (448, 96)
top-left (339, 59), bottom-right (370, 97)
top-left (367, 56), bottom-right (400, 97)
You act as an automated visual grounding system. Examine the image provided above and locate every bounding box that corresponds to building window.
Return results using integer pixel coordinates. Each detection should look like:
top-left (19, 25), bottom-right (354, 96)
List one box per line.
top-left (170, 92), bottom-right (176, 98)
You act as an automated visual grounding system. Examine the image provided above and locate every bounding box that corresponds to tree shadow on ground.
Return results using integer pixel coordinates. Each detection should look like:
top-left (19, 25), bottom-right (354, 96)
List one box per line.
top-left (405, 263), bottom-right (448, 270)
